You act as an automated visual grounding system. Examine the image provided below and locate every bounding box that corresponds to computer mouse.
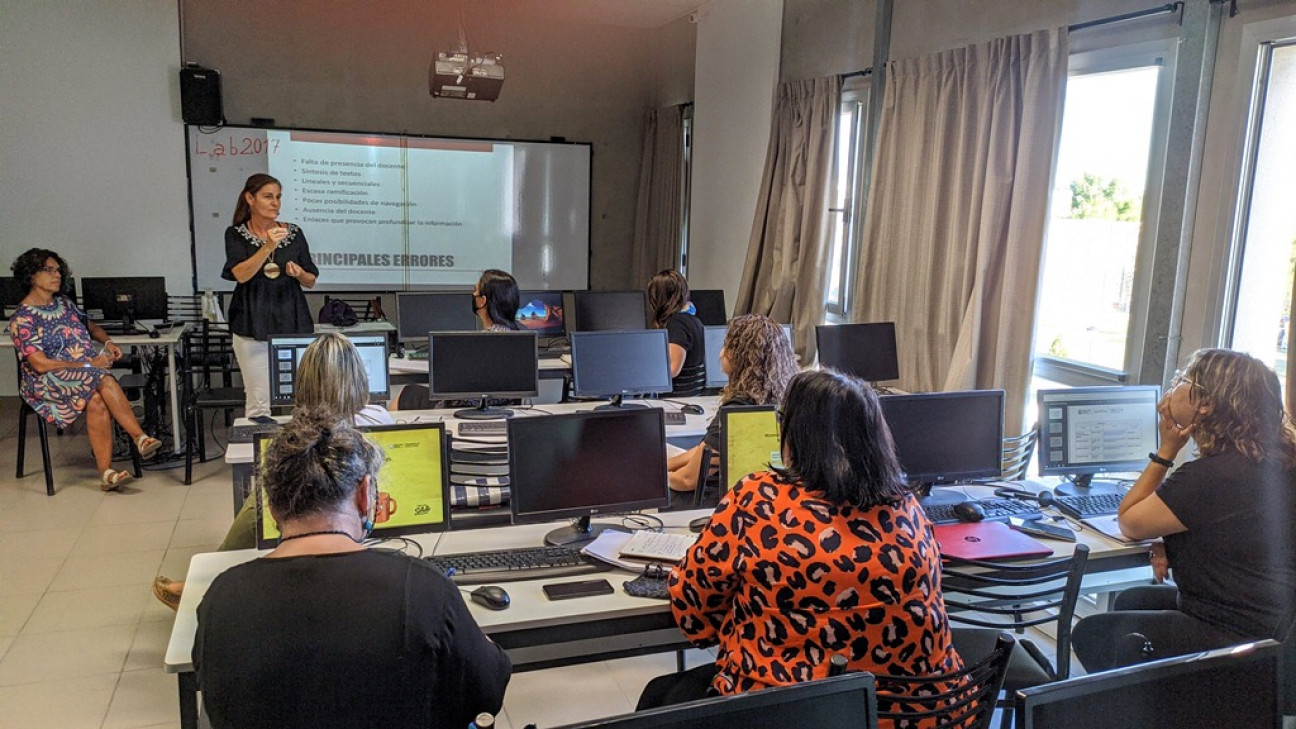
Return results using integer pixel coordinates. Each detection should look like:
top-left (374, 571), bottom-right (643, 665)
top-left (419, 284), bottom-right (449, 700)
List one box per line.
top-left (148, 328), bottom-right (160, 339)
top-left (680, 404), bottom-right (705, 416)
top-left (953, 500), bottom-right (987, 523)
top-left (470, 585), bottom-right (511, 611)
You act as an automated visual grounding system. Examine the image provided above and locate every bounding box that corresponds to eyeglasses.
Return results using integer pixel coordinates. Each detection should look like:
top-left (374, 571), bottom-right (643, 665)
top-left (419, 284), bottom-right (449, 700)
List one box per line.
top-left (38, 266), bottom-right (61, 275)
top-left (1170, 369), bottom-right (1206, 394)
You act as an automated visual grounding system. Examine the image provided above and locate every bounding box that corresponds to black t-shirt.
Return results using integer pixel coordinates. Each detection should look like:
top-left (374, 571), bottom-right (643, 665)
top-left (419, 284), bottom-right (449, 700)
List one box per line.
top-left (665, 312), bottom-right (705, 390)
top-left (1158, 450), bottom-right (1296, 639)
top-left (194, 549), bottom-right (511, 729)
top-left (222, 224), bottom-right (319, 340)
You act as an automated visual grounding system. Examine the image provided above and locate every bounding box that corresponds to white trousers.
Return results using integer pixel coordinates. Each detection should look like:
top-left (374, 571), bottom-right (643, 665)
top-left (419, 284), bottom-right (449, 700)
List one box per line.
top-left (231, 334), bottom-right (271, 418)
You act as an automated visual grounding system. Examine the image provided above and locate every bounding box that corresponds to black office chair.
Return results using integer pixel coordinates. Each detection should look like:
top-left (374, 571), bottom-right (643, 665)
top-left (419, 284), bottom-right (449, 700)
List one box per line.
top-left (1001, 423), bottom-right (1039, 481)
top-left (868, 632), bottom-right (1016, 729)
top-left (691, 444), bottom-right (720, 507)
top-left (182, 320), bottom-right (244, 484)
top-left (668, 361), bottom-right (706, 398)
top-left (941, 545), bottom-right (1090, 729)
top-left (323, 294), bottom-right (385, 322)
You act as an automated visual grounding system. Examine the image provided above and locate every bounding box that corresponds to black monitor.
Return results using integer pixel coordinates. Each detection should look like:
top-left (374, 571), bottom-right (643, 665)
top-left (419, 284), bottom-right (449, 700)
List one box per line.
top-left (690, 289), bottom-right (727, 326)
top-left (703, 324), bottom-right (794, 389)
top-left (516, 290), bottom-right (566, 337)
top-left (427, 331), bottom-right (538, 419)
top-left (395, 292), bottom-right (477, 343)
top-left (80, 277), bottom-right (168, 327)
top-left (266, 333), bottom-right (390, 407)
top-left (572, 290), bottom-right (647, 331)
top-left (253, 422), bottom-right (451, 549)
top-left (552, 673), bottom-right (878, 729)
top-left (570, 330), bottom-right (673, 408)
top-left (508, 408), bottom-right (669, 546)
top-left (816, 322), bottom-right (900, 383)
top-left (1018, 641), bottom-right (1281, 729)
top-left (1037, 385), bottom-right (1160, 496)
top-left (0, 278), bottom-right (25, 318)
top-left (879, 390), bottom-right (1004, 500)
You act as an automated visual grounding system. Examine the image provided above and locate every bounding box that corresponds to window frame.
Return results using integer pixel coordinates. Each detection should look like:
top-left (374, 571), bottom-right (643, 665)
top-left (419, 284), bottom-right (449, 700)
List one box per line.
top-left (824, 82), bottom-right (870, 321)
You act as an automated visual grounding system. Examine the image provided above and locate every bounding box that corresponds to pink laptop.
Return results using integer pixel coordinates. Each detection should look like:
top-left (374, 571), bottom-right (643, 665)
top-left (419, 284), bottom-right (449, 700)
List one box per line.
top-left (934, 521), bottom-right (1053, 561)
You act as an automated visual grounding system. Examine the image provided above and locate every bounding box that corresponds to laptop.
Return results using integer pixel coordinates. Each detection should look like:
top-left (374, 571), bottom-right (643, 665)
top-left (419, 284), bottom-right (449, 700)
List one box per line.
top-left (934, 521), bottom-right (1053, 561)
top-left (253, 422), bottom-right (450, 549)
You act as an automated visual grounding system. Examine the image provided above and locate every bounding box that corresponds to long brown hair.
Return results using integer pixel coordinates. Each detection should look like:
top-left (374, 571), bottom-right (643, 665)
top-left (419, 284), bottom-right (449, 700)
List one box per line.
top-left (720, 314), bottom-right (798, 406)
top-left (1182, 348), bottom-right (1296, 468)
top-left (647, 269), bottom-right (690, 330)
top-left (232, 173), bottom-right (281, 226)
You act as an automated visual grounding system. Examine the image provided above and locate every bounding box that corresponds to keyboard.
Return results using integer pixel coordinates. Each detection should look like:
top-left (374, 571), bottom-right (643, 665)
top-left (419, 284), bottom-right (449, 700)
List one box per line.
top-left (426, 545), bottom-right (612, 584)
top-left (923, 498), bottom-right (1044, 525)
top-left (406, 349), bottom-right (429, 360)
top-left (1054, 492), bottom-right (1124, 520)
top-left (457, 420), bottom-right (509, 437)
top-left (664, 411), bottom-right (686, 425)
top-left (538, 348), bottom-right (570, 360)
top-left (229, 422), bottom-right (283, 444)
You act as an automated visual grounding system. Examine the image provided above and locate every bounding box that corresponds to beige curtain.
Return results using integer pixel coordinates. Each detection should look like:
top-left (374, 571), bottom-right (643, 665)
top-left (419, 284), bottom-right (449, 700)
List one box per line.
top-left (1288, 275), bottom-right (1295, 416)
top-left (851, 28), bottom-right (1067, 434)
top-left (630, 105), bottom-right (685, 285)
top-left (734, 75), bottom-right (842, 362)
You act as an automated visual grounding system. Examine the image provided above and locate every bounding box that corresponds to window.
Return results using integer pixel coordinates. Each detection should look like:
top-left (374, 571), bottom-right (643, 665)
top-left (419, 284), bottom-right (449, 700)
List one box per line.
top-left (1224, 41), bottom-right (1296, 391)
top-left (1031, 43), bottom-right (1175, 401)
top-left (825, 85), bottom-right (869, 319)
top-left (678, 106), bottom-right (694, 274)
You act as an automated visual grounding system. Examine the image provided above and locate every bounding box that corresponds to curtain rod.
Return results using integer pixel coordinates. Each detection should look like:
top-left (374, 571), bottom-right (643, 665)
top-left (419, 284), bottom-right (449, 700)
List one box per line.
top-left (1069, 2), bottom-right (1181, 32)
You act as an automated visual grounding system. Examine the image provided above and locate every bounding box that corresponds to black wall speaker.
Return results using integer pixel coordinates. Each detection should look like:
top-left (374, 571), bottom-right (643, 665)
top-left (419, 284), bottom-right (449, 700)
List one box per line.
top-left (179, 64), bottom-right (224, 126)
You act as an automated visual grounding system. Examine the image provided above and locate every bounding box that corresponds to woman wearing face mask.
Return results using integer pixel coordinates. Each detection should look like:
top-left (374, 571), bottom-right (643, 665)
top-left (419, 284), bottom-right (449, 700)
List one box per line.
top-left (647, 269), bottom-right (705, 395)
top-left (222, 173), bottom-right (319, 418)
top-left (1071, 348), bottom-right (1296, 671)
top-left (473, 269), bottom-right (521, 331)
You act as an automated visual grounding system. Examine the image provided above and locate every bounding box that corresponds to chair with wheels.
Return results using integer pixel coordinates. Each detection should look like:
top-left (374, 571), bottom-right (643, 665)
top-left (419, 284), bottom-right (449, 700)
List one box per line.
top-left (868, 632), bottom-right (1016, 729)
top-left (1001, 423), bottom-right (1039, 481)
top-left (182, 320), bottom-right (244, 484)
top-left (940, 544), bottom-right (1090, 728)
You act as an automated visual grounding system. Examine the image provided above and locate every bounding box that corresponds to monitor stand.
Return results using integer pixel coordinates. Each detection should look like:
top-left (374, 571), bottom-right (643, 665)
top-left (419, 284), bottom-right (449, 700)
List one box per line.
top-left (593, 394), bottom-right (647, 411)
top-left (1053, 474), bottom-right (1126, 497)
top-left (544, 516), bottom-right (616, 546)
top-left (916, 483), bottom-right (966, 509)
top-left (454, 398), bottom-right (513, 420)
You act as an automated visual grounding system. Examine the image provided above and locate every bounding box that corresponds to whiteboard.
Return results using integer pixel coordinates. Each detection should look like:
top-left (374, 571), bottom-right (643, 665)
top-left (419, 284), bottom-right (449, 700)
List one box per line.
top-left (187, 126), bottom-right (591, 292)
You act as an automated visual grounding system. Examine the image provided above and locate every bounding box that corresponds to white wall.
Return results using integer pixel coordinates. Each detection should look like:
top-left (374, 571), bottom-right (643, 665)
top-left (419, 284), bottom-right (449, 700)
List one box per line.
top-left (687, 0), bottom-right (783, 310)
top-left (0, 0), bottom-right (190, 295)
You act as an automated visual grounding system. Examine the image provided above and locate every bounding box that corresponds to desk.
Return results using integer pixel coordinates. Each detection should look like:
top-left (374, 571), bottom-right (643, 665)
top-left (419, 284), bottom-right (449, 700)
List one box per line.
top-left (164, 508), bottom-right (1150, 729)
top-left (1, 323), bottom-right (189, 452)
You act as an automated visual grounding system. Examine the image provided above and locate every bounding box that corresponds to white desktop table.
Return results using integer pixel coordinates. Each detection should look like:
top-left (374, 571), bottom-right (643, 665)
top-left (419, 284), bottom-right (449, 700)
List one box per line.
top-left (1, 323), bottom-right (189, 451)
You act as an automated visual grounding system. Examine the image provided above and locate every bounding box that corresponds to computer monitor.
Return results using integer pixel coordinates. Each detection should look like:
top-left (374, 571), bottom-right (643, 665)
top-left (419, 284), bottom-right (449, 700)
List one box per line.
top-left (879, 390), bottom-right (1005, 500)
top-left (395, 292), bottom-right (477, 343)
top-left (552, 673), bottom-right (878, 729)
top-left (690, 289), bottom-right (727, 326)
top-left (572, 290), bottom-right (647, 331)
top-left (253, 422), bottom-right (451, 549)
top-left (427, 331), bottom-right (538, 419)
top-left (80, 277), bottom-right (168, 327)
top-left (509, 408), bottom-right (669, 546)
top-left (0, 277), bottom-right (26, 318)
top-left (816, 322), bottom-right (900, 383)
top-left (1037, 385), bottom-right (1160, 496)
top-left (719, 406), bottom-right (782, 491)
top-left (1017, 641), bottom-right (1281, 729)
top-left (266, 333), bottom-right (390, 407)
top-left (570, 330), bottom-right (673, 408)
top-left (703, 324), bottom-right (794, 389)
top-left (516, 290), bottom-right (566, 337)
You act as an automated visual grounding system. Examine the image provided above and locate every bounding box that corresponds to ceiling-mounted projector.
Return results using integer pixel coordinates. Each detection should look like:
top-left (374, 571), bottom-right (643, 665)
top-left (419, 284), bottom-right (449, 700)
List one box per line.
top-left (429, 51), bottom-right (504, 101)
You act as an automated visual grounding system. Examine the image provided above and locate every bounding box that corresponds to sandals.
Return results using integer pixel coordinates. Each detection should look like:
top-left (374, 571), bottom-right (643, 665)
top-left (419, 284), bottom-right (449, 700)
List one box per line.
top-left (152, 576), bottom-right (182, 612)
top-left (100, 468), bottom-right (131, 492)
top-left (134, 434), bottom-right (163, 461)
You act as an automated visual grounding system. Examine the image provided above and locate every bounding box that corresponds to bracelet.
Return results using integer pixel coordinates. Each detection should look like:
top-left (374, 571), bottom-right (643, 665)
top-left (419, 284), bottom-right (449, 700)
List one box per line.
top-left (1148, 452), bottom-right (1174, 468)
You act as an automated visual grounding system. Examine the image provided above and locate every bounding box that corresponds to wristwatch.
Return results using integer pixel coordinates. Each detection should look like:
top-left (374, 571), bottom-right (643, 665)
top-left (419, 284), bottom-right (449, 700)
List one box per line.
top-left (1147, 452), bottom-right (1174, 468)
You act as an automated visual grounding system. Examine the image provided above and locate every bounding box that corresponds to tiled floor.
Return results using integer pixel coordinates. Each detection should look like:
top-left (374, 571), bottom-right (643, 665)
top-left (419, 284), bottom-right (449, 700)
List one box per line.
top-left (0, 399), bottom-right (712, 728)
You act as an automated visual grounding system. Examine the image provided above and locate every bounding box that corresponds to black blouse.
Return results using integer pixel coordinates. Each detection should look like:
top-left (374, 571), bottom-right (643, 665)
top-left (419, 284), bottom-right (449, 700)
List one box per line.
top-left (221, 223), bottom-right (319, 340)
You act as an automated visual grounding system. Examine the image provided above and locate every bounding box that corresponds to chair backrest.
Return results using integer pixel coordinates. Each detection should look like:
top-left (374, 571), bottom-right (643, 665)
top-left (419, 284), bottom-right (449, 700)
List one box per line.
top-left (692, 444), bottom-right (718, 506)
top-left (1001, 422), bottom-right (1039, 480)
top-left (875, 632), bottom-right (1016, 729)
top-left (167, 294), bottom-right (204, 323)
top-left (183, 319), bottom-right (237, 390)
top-left (669, 361), bottom-right (706, 397)
top-left (941, 544), bottom-right (1090, 681)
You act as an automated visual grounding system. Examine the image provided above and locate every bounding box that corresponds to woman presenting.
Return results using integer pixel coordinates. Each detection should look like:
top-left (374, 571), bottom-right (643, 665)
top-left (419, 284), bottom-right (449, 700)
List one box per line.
top-left (222, 173), bottom-right (318, 418)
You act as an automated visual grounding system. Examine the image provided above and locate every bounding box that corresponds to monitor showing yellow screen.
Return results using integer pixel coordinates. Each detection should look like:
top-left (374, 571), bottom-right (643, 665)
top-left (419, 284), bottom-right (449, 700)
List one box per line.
top-left (720, 406), bottom-right (782, 492)
top-left (253, 422), bottom-right (450, 549)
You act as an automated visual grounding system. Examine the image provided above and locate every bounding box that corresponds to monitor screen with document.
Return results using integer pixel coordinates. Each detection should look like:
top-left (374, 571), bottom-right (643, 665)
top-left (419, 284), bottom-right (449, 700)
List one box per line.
top-left (266, 333), bottom-right (390, 407)
top-left (1037, 385), bottom-right (1160, 493)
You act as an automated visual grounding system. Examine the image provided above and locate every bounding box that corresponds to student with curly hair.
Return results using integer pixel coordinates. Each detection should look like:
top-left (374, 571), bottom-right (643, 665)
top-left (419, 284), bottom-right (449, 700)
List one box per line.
top-left (1072, 348), bottom-right (1296, 670)
top-left (667, 313), bottom-right (798, 493)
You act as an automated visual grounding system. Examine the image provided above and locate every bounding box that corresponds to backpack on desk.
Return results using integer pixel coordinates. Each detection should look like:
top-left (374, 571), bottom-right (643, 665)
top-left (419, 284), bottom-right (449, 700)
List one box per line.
top-left (318, 299), bottom-right (358, 327)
